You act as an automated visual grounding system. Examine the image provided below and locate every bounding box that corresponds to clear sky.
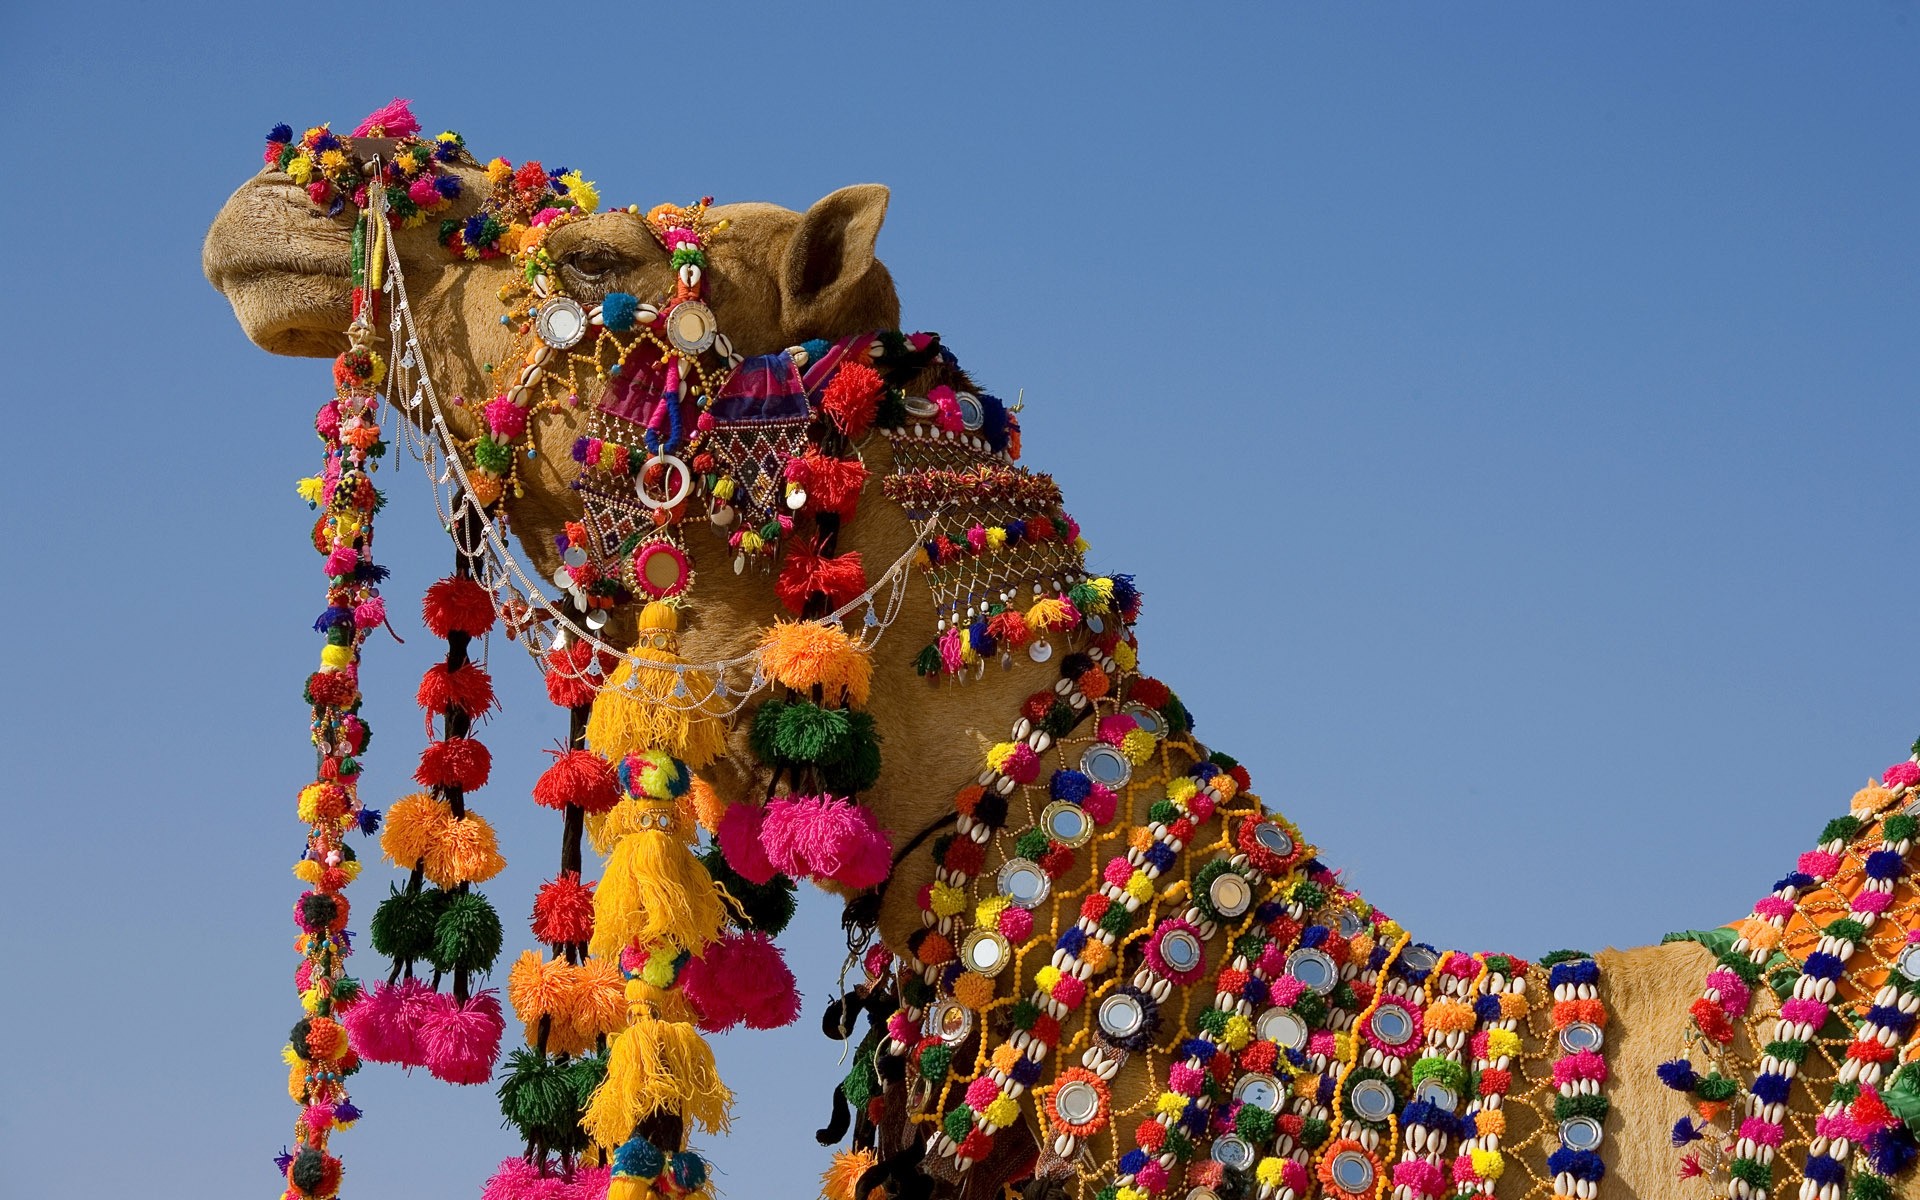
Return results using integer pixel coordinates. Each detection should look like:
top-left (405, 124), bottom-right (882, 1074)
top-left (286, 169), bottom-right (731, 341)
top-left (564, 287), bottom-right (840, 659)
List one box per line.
top-left (1, 4), bottom-right (1914, 1198)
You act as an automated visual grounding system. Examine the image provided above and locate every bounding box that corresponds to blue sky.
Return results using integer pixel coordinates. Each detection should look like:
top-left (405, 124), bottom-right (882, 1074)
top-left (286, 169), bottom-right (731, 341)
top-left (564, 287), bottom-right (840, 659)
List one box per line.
top-left (1, 4), bottom-right (1915, 1198)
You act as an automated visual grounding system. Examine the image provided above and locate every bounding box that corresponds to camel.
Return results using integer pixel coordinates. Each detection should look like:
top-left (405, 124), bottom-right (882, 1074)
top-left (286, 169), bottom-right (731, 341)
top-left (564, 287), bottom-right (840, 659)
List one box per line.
top-left (206, 121), bottom-right (1920, 1200)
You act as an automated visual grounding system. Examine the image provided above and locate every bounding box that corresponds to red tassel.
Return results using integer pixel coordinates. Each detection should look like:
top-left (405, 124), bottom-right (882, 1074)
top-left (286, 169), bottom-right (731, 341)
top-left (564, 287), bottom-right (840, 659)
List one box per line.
top-left (820, 361), bottom-right (883, 440)
top-left (415, 737), bottom-right (492, 791)
top-left (422, 576), bottom-right (497, 639)
top-left (774, 542), bottom-right (867, 615)
top-left (785, 452), bottom-right (868, 519)
top-left (543, 641), bottom-right (604, 708)
top-left (531, 872), bottom-right (596, 945)
top-left (532, 749), bottom-right (620, 813)
top-left (415, 662), bottom-right (496, 716)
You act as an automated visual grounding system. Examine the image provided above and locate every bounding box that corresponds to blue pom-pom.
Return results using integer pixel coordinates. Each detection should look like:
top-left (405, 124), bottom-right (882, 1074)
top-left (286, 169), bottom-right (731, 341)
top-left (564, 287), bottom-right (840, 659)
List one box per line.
top-left (1254, 901), bottom-right (1285, 923)
top-left (1866, 849), bottom-right (1905, 879)
top-left (1243, 976), bottom-right (1269, 1005)
top-left (354, 562), bottom-right (390, 584)
top-left (978, 392), bottom-right (1009, 451)
top-left (602, 292), bottom-right (640, 332)
top-left (969, 619), bottom-right (995, 658)
top-left (1010, 1055), bottom-right (1043, 1086)
top-left (923, 539), bottom-right (942, 566)
top-left (269, 124), bottom-right (294, 144)
top-left (1751, 1072), bottom-right (1792, 1104)
top-left (1144, 843), bottom-right (1176, 871)
top-left (1868, 1126), bottom-right (1920, 1176)
top-left (802, 339), bottom-right (831, 362)
top-left (1301, 925), bottom-right (1329, 949)
top-left (668, 1153), bottom-right (707, 1191)
top-left (1545, 1149), bottom-right (1605, 1181)
top-left (1804, 951), bottom-right (1845, 980)
top-left (614, 1134), bottom-right (665, 1178)
top-left (1050, 770), bottom-right (1092, 803)
top-left (1656, 1060), bottom-right (1698, 1092)
top-left (313, 606), bottom-right (354, 632)
top-left (1474, 994), bottom-right (1504, 1021)
top-left (1118, 1149), bottom-right (1149, 1176)
top-left (1549, 959), bottom-right (1600, 989)
top-left (333, 1101), bottom-right (362, 1123)
top-left (1804, 1154), bottom-right (1845, 1186)
top-left (1178, 1038), bottom-right (1216, 1062)
top-left (1671, 1117), bottom-right (1702, 1145)
top-left (1057, 927), bottom-right (1087, 956)
top-left (464, 214), bottom-right (487, 243)
top-left (1110, 574), bottom-right (1140, 614)
top-left (1003, 519), bottom-right (1027, 543)
top-left (274, 1148), bottom-right (295, 1173)
top-left (356, 808), bottom-right (382, 836)
top-left (1179, 1100), bottom-right (1209, 1135)
top-left (1774, 871), bottom-right (1815, 891)
top-left (313, 131), bottom-right (340, 152)
top-left (434, 174), bottom-right (462, 199)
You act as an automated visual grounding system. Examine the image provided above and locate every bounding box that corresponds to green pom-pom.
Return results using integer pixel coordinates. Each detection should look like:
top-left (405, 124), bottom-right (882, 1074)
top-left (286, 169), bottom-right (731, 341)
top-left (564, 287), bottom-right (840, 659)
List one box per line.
top-left (371, 884), bottom-right (446, 963)
top-left (902, 976), bottom-right (933, 1007)
top-left (291, 1148), bottom-right (329, 1192)
top-left (1010, 1000), bottom-right (1040, 1030)
top-left (774, 702), bottom-right (851, 764)
top-left (498, 1048), bottom-right (586, 1149)
top-left (1412, 1056), bottom-right (1467, 1093)
top-left (1300, 1117), bottom-right (1330, 1150)
top-left (1162, 1129), bottom-right (1195, 1162)
top-left (431, 891), bottom-right (503, 974)
top-left (1727, 1156), bottom-right (1771, 1189)
top-left (749, 700), bottom-right (787, 762)
top-left (1293, 991), bottom-right (1328, 1025)
top-left (1764, 1038), bottom-right (1810, 1064)
top-left (700, 846), bottom-right (798, 935)
top-left (1234, 932), bottom-right (1268, 960)
top-left (1831, 1080), bottom-right (1861, 1106)
top-left (474, 436), bottom-right (513, 473)
top-left (1291, 881), bottom-right (1326, 910)
top-left (1821, 815), bottom-right (1864, 845)
top-left (330, 977), bottom-right (361, 1005)
top-left (1197, 1007), bottom-right (1231, 1037)
top-left (1332, 982), bottom-right (1360, 1010)
top-left (566, 1051), bottom-right (609, 1107)
top-left (1099, 902), bottom-right (1132, 936)
top-left (1885, 813), bottom-right (1919, 843)
top-left (1716, 948), bottom-right (1763, 987)
top-left (1826, 918), bottom-right (1869, 945)
top-left (1553, 1094), bottom-right (1610, 1121)
top-left (843, 1049), bottom-right (878, 1108)
top-left (1538, 949), bottom-right (1592, 967)
top-left (1147, 799), bottom-right (1179, 825)
top-left (1235, 1104), bottom-right (1276, 1142)
top-left (820, 711), bottom-right (883, 793)
top-left (919, 1044), bottom-right (954, 1079)
top-left (1695, 1072), bottom-right (1739, 1102)
top-left (1015, 830), bottom-right (1050, 860)
top-left (942, 1105), bottom-right (974, 1141)
top-left (1041, 700), bottom-right (1077, 737)
top-left (1852, 1174), bottom-right (1894, 1200)
top-left (1160, 696), bottom-right (1192, 733)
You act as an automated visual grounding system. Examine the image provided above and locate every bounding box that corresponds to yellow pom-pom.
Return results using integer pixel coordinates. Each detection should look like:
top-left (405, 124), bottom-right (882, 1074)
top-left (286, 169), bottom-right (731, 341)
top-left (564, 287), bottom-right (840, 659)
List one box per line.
top-left (1853, 783), bottom-right (1898, 815)
top-left (1486, 1028), bottom-right (1522, 1059)
top-left (286, 155), bottom-right (315, 185)
top-left (1292, 1072), bottom-right (1321, 1098)
top-left (1154, 1091), bottom-right (1187, 1119)
top-left (293, 860), bottom-right (322, 884)
top-left (1166, 778), bottom-right (1198, 804)
top-left (1125, 872), bottom-right (1155, 903)
top-left (1121, 729), bottom-right (1157, 765)
top-left (561, 171), bottom-right (599, 213)
top-left (985, 742), bottom-right (1022, 773)
top-left (1497, 992), bottom-right (1530, 1019)
top-left (486, 157), bottom-right (513, 184)
top-left (1222, 1013), bottom-right (1253, 1050)
top-left (586, 604), bottom-right (728, 768)
top-left (319, 644), bottom-right (355, 669)
top-left (1255, 1158), bottom-right (1286, 1187)
top-left (1035, 965), bottom-right (1062, 992)
top-left (929, 881), bottom-right (966, 918)
top-left (986, 526), bottom-right (1008, 551)
top-left (1470, 1149), bottom-right (1504, 1181)
top-left (975, 895), bottom-right (1009, 927)
top-left (296, 476), bottom-right (325, 505)
top-left (982, 1095), bottom-right (1021, 1128)
top-left (1332, 1030), bottom-right (1354, 1061)
top-left (1113, 641), bottom-right (1138, 671)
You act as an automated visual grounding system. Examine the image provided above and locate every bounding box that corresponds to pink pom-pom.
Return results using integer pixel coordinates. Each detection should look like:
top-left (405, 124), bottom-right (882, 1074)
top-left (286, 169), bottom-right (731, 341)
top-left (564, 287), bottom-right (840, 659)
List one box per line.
top-left (353, 596), bottom-right (386, 629)
top-left (480, 1158), bottom-right (570, 1200)
top-left (485, 395), bottom-right (529, 440)
top-left (315, 403), bottom-right (341, 441)
top-left (408, 176), bottom-right (440, 207)
top-left (760, 795), bottom-right (891, 889)
top-left (1167, 1062), bottom-right (1204, 1095)
top-left (1736, 1117), bottom-right (1784, 1146)
top-left (303, 1103), bottom-right (335, 1136)
top-left (1854, 888), bottom-right (1895, 914)
top-left (1886, 761), bottom-right (1920, 789)
top-left (1133, 1161), bottom-right (1168, 1192)
top-left (342, 979), bottom-right (433, 1067)
top-left (1187, 792), bottom-right (1216, 822)
top-left (1049, 973), bottom-right (1086, 1008)
top-left (352, 98), bottom-right (422, 138)
top-left (1269, 975), bottom-right (1306, 1006)
top-left (1307, 1029), bottom-right (1337, 1058)
top-left (325, 546), bottom-right (359, 576)
top-left (888, 1011), bottom-right (917, 1042)
top-left (1096, 714), bottom-right (1138, 746)
top-left (420, 990), bottom-right (504, 1085)
top-left (718, 803), bottom-right (776, 885)
top-left (1083, 784), bottom-right (1117, 824)
top-left (928, 386), bottom-right (964, 433)
top-left (295, 959), bottom-right (315, 993)
top-left (1283, 1160), bottom-right (1311, 1192)
top-left (1800, 849), bottom-right (1843, 878)
top-left (966, 1076), bottom-right (1001, 1108)
top-left (1000, 744), bottom-right (1040, 785)
top-left (863, 943), bottom-right (894, 981)
top-left (1102, 857), bottom-right (1134, 888)
top-left (1393, 1159), bottom-right (1446, 1197)
top-left (1753, 895), bottom-right (1795, 919)
top-left (559, 1166), bottom-right (610, 1200)
top-left (997, 906), bottom-right (1033, 942)
top-left (1780, 997), bottom-right (1830, 1025)
top-left (682, 930), bottom-right (800, 1032)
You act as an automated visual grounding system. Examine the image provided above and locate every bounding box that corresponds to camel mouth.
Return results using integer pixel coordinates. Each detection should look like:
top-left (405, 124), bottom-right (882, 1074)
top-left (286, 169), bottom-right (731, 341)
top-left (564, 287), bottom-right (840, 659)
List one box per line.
top-left (204, 175), bottom-right (360, 356)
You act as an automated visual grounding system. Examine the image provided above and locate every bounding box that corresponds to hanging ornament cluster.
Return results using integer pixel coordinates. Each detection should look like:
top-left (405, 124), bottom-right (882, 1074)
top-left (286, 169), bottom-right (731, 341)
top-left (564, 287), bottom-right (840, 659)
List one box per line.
top-left (347, 561), bottom-right (506, 1085)
top-left (277, 201), bottom-right (392, 1200)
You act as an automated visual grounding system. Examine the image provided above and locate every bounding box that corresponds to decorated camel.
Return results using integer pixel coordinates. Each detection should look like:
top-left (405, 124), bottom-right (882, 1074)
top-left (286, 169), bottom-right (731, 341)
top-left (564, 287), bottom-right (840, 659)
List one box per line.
top-left (205, 105), bottom-right (1920, 1200)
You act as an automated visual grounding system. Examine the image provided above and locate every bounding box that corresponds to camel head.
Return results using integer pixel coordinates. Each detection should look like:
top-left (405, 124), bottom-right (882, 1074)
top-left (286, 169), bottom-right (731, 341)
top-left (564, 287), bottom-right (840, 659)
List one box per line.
top-left (204, 113), bottom-right (1067, 944)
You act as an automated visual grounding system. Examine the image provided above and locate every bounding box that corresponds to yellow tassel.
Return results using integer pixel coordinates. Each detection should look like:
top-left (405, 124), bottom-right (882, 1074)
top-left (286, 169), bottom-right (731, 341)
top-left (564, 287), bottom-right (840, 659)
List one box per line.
top-left (607, 1179), bottom-right (653, 1200)
top-left (583, 1008), bottom-right (733, 1146)
top-left (589, 811), bottom-right (726, 960)
top-left (587, 603), bottom-right (729, 767)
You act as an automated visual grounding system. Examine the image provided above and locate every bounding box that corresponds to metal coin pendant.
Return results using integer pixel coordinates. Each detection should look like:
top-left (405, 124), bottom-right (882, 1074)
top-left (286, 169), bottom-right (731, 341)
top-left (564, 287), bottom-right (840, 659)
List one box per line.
top-left (665, 300), bottom-right (718, 355)
top-left (536, 297), bottom-right (587, 349)
top-left (1029, 638), bottom-right (1054, 663)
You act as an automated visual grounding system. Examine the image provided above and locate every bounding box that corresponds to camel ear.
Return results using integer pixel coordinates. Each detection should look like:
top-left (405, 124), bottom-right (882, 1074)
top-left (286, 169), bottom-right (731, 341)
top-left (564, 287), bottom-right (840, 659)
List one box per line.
top-left (780, 184), bottom-right (890, 327)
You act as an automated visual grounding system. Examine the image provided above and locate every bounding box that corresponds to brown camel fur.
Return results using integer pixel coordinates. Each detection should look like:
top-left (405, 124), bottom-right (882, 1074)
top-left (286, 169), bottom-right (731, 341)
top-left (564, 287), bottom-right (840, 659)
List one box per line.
top-left (206, 151), bottom-right (1910, 1200)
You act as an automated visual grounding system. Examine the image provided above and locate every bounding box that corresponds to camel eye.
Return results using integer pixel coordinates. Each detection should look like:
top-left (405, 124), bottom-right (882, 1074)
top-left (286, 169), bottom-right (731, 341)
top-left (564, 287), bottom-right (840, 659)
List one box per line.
top-left (562, 247), bottom-right (624, 285)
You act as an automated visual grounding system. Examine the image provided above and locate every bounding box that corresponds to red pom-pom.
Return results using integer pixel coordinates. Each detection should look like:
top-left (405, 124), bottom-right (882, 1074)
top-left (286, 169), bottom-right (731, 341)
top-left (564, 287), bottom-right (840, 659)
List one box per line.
top-left (532, 749), bottom-right (619, 813)
top-left (307, 669), bottom-right (360, 708)
top-left (821, 361), bottom-right (884, 440)
top-left (773, 542), bottom-right (867, 616)
top-left (1129, 677), bottom-right (1171, 709)
top-left (785, 452), bottom-right (869, 519)
top-left (543, 641), bottom-right (604, 709)
top-left (423, 576), bottom-right (497, 639)
top-left (416, 662), bottom-right (496, 716)
top-left (531, 871), bottom-right (596, 945)
top-left (415, 737), bottom-right (492, 791)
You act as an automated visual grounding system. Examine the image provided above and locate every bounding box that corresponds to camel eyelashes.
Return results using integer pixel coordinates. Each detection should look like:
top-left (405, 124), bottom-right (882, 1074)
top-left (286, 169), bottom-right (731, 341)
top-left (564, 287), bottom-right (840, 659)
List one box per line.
top-left (561, 248), bottom-right (624, 281)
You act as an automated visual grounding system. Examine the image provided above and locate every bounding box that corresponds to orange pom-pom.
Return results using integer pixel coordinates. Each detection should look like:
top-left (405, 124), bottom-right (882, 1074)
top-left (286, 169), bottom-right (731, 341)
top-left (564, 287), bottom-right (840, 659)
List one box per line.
top-left (422, 812), bottom-right (506, 887)
top-left (757, 621), bottom-right (872, 707)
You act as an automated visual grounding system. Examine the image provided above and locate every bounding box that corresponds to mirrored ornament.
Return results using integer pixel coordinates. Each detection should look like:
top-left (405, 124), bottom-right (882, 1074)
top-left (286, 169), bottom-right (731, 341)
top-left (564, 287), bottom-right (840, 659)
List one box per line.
top-left (664, 300), bottom-right (718, 355)
top-left (1098, 992), bottom-right (1145, 1039)
top-left (1156, 927), bottom-right (1202, 974)
top-left (1122, 704), bottom-right (1164, 736)
top-left (1042, 801), bottom-right (1094, 847)
top-left (1414, 1079), bottom-right (1458, 1112)
top-left (1287, 948), bottom-right (1338, 994)
top-left (955, 391), bottom-right (985, 431)
top-left (1253, 822), bottom-right (1294, 858)
top-left (562, 545), bottom-right (589, 568)
top-left (1257, 1008), bottom-right (1308, 1050)
top-left (1081, 744), bottom-right (1132, 788)
top-left (1349, 1078), bottom-right (1397, 1122)
top-left (1369, 1004), bottom-right (1415, 1047)
top-left (1210, 1136), bottom-right (1254, 1171)
top-left (926, 998), bottom-right (974, 1045)
top-left (960, 929), bottom-right (1012, 977)
top-left (1559, 1116), bottom-right (1604, 1152)
top-left (1336, 909), bottom-right (1365, 938)
top-left (1329, 1151), bottom-right (1375, 1193)
top-left (535, 297), bottom-right (588, 349)
top-left (1053, 1079), bottom-right (1102, 1126)
top-left (998, 858), bottom-right (1051, 909)
top-left (1559, 1022), bottom-right (1604, 1054)
top-left (1399, 944), bottom-right (1439, 973)
top-left (1898, 943), bottom-right (1920, 982)
top-left (1206, 871), bottom-right (1253, 919)
top-left (1234, 1072), bottom-right (1284, 1112)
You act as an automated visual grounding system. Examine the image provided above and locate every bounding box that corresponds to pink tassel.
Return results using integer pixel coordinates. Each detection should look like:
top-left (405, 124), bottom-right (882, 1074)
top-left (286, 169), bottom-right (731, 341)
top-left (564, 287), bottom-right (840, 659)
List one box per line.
top-left (718, 803), bottom-right (776, 884)
top-left (562, 1166), bottom-right (611, 1200)
top-left (353, 596), bottom-right (386, 629)
top-left (419, 990), bottom-right (504, 1085)
top-left (341, 979), bottom-right (424, 1066)
top-left (760, 795), bottom-right (891, 889)
top-left (352, 99), bottom-right (422, 138)
top-left (683, 930), bottom-right (802, 1032)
